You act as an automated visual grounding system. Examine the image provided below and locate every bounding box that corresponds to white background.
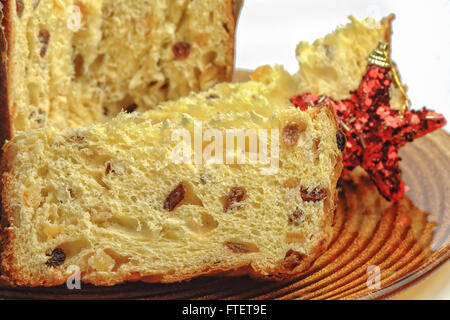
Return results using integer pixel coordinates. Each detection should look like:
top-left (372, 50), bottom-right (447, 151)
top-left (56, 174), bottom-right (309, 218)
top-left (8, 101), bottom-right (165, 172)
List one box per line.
top-left (235, 0), bottom-right (450, 131)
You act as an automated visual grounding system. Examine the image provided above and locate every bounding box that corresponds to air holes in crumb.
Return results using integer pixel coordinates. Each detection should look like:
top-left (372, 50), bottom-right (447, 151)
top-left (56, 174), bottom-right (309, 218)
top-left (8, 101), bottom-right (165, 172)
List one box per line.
top-left (56, 239), bottom-right (91, 259)
top-left (89, 250), bottom-right (114, 272)
top-left (200, 212), bottom-right (218, 232)
top-left (38, 222), bottom-right (65, 241)
top-left (182, 182), bottom-right (204, 207)
top-left (161, 224), bottom-right (184, 241)
top-left (187, 212), bottom-right (218, 234)
top-left (110, 216), bottom-right (139, 231)
top-left (202, 51), bottom-right (217, 65)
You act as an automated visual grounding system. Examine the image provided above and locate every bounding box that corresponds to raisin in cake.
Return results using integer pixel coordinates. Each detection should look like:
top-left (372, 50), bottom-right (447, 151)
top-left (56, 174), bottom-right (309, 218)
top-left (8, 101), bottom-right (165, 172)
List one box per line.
top-left (0, 0), bottom-right (236, 144)
top-left (0, 65), bottom-right (343, 286)
top-left (294, 15), bottom-right (408, 111)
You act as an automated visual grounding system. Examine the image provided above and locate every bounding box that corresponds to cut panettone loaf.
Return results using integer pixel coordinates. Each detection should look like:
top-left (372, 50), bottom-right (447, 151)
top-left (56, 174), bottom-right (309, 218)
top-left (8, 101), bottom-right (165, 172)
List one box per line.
top-left (0, 0), bottom-right (236, 143)
top-left (294, 15), bottom-right (408, 111)
top-left (1, 66), bottom-right (343, 286)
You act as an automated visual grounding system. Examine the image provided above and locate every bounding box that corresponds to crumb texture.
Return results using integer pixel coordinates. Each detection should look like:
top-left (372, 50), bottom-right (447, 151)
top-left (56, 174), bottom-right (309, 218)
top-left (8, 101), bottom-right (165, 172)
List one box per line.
top-left (1, 66), bottom-right (342, 286)
top-left (6, 0), bottom-right (234, 134)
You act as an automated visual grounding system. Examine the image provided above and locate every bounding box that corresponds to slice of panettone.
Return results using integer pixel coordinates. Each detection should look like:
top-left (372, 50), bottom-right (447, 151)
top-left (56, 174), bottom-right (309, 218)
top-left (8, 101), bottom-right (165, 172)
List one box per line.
top-left (1, 65), bottom-right (343, 287)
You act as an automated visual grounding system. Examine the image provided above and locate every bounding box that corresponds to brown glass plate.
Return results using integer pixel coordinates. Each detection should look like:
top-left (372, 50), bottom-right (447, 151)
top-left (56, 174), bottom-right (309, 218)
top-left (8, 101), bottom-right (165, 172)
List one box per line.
top-left (0, 71), bottom-right (448, 300)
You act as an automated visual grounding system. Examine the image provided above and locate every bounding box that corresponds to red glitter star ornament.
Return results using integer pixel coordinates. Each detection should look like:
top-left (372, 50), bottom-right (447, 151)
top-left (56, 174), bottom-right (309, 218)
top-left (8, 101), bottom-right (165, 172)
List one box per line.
top-left (290, 42), bottom-right (446, 202)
